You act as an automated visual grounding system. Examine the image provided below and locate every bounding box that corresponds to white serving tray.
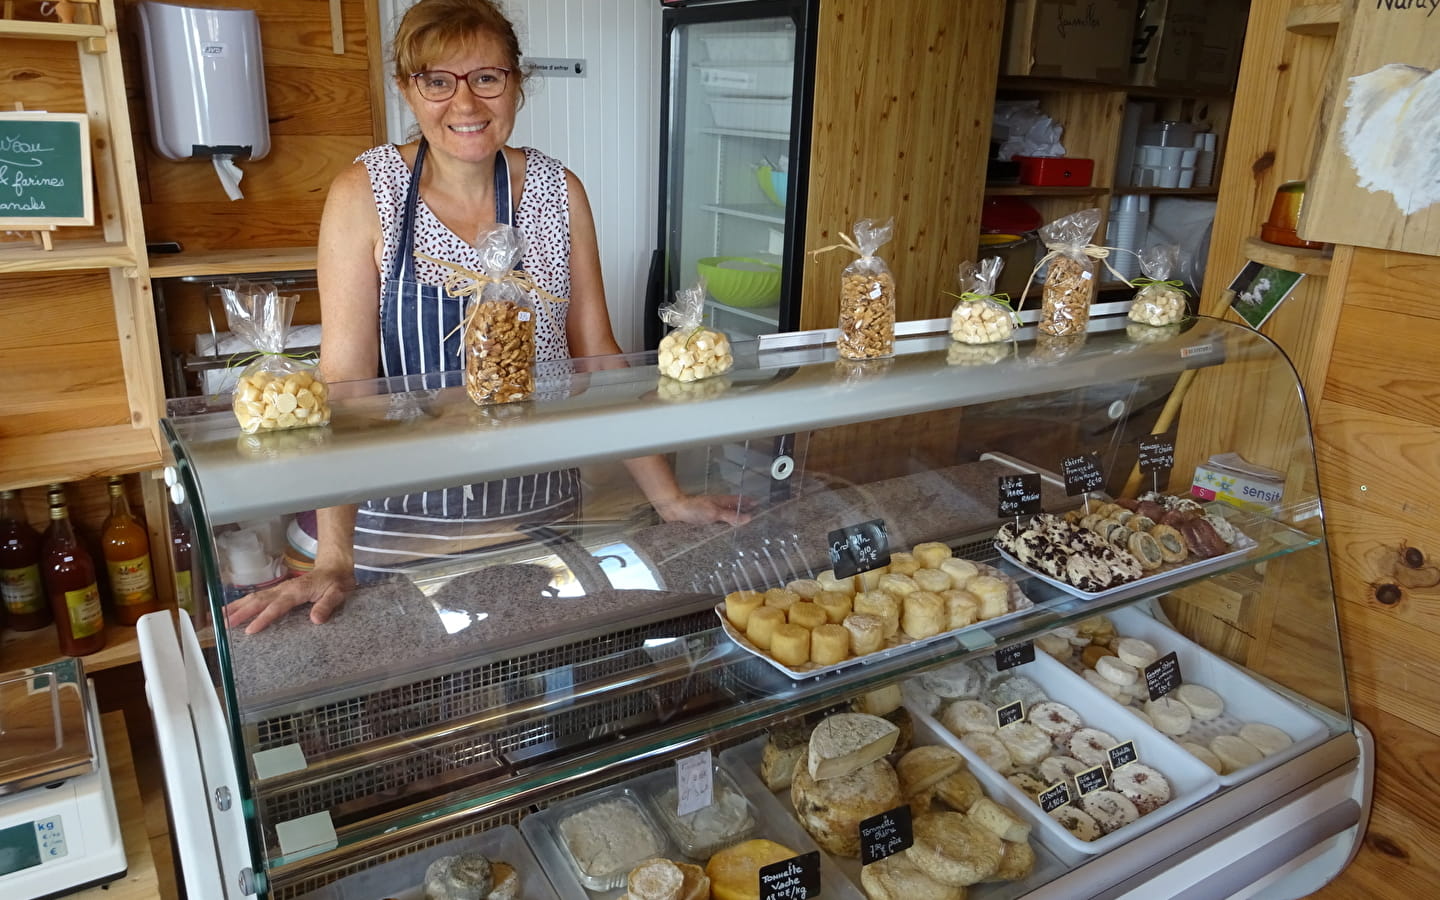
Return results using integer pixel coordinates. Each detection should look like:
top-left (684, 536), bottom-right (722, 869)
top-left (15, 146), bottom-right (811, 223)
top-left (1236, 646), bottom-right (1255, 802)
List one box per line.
top-left (1104, 605), bottom-right (1333, 786)
top-left (910, 651), bottom-right (1220, 865)
top-left (306, 824), bottom-right (557, 900)
top-left (996, 529), bottom-right (1256, 601)
top-left (715, 565), bottom-right (1034, 679)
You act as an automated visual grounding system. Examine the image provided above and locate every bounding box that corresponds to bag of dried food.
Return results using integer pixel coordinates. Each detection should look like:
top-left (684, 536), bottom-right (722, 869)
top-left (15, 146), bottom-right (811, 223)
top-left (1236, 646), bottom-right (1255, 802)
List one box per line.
top-left (657, 279), bottom-right (734, 382)
top-left (222, 278), bottom-right (330, 434)
top-left (461, 224), bottom-right (536, 405)
top-left (836, 217), bottom-right (897, 360)
top-left (1033, 208), bottom-right (1103, 336)
top-left (947, 257), bottom-right (1016, 344)
top-left (1128, 244), bottom-right (1189, 326)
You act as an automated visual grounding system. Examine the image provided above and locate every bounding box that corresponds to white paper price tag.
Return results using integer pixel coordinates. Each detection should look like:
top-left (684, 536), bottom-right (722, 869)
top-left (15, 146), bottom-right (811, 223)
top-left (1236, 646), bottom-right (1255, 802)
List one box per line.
top-left (675, 749), bottom-right (714, 817)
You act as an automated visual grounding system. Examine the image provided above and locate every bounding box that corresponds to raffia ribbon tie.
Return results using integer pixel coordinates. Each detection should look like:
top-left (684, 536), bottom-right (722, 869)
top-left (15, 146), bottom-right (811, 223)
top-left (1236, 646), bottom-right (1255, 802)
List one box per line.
top-left (1014, 242), bottom-right (1137, 312)
top-left (807, 230), bottom-right (866, 261)
top-left (1131, 277), bottom-right (1190, 296)
top-left (226, 349), bottom-right (318, 370)
top-left (944, 290), bottom-right (1019, 325)
top-left (417, 251), bottom-right (570, 350)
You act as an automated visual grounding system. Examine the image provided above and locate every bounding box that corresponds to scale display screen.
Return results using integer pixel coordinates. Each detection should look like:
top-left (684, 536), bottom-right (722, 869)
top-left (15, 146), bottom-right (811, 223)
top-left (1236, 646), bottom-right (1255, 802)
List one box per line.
top-left (0, 817), bottom-right (65, 876)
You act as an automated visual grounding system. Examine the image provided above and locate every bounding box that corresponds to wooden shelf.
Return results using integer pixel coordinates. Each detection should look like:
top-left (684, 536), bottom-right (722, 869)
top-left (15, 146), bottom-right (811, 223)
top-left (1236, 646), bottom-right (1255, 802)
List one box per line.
top-left (0, 19), bottom-right (106, 42)
top-left (1242, 236), bottom-right (1334, 277)
top-left (0, 238), bottom-right (138, 274)
top-left (0, 423), bottom-right (163, 493)
top-left (998, 76), bottom-right (1232, 100)
top-left (149, 245), bottom-right (318, 278)
top-left (984, 185), bottom-right (1107, 197)
top-left (1, 621), bottom-right (142, 672)
top-left (1113, 187), bottom-right (1220, 197)
top-left (1286, 3), bottom-right (1341, 36)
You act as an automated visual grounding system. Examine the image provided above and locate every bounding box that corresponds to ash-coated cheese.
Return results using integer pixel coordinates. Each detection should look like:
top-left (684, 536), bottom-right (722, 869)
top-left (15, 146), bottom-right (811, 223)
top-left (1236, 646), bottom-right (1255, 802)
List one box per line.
top-left (807, 713), bottom-right (900, 781)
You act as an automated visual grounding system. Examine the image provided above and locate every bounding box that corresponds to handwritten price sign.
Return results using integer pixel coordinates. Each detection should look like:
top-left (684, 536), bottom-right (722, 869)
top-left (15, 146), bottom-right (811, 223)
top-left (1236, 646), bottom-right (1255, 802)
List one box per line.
top-left (0, 113), bottom-right (93, 227)
top-left (827, 519), bottom-right (890, 579)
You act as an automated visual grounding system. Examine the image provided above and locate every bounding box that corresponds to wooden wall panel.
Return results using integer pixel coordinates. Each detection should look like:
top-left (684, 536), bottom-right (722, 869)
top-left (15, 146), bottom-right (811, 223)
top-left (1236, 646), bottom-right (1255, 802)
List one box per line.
top-left (801, 0), bottom-right (1004, 331)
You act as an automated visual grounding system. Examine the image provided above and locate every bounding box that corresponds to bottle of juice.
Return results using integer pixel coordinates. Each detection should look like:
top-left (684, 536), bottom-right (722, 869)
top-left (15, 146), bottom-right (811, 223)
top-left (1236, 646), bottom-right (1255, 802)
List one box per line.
top-left (42, 484), bottom-right (106, 657)
top-left (102, 476), bottom-right (160, 625)
top-left (1, 489), bottom-right (50, 631)
top-left (169, 503), bottom-right (197, 616)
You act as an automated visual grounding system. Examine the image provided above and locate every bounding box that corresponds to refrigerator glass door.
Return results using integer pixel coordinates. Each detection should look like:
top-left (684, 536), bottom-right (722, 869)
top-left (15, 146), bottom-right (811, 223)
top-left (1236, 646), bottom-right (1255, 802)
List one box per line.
top-left (665, 15), bottom-right (798, 342)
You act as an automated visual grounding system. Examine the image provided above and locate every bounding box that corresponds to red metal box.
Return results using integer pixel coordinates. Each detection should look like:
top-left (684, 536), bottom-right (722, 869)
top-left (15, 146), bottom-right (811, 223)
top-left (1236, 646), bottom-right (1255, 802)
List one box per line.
top-left (1015, 156), bottom-right (1095, 187)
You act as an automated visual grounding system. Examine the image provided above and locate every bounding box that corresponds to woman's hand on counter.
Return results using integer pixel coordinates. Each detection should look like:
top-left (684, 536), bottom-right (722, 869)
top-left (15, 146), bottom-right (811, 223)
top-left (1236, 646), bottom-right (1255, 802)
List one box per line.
top-left (223, 565), bottom-right (357, 634)
top-left (654, 493), bottom-right (755, 526)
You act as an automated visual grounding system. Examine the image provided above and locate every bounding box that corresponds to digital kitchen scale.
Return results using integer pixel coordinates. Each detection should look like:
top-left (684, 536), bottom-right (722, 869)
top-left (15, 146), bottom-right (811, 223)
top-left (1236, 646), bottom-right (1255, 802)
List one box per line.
top-left (0, 658), bottom-right (127, 899)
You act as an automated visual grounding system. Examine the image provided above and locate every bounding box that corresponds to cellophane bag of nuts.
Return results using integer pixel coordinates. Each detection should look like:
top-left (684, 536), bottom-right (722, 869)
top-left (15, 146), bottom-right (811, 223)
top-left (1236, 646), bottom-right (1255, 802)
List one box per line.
top-left (657, 279), bottom-right (733, 382)
top-left (1128, 244), bottom-right (1188, 326)
top-left (837, 217), bottom-right (897, 360)
top-left (221, 279), bottom-right (330, 434)
top-left (948, 257), bottom-right (1015, 344)
top-left (464, 224), bottom-right (535, 405)
top-left (1036, 208), bottom-right (1102, 337)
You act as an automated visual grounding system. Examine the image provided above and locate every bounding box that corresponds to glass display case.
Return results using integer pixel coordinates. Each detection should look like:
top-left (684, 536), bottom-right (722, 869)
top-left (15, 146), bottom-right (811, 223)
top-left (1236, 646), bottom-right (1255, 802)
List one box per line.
top-left (156, 313), bottom-right (1363, 899)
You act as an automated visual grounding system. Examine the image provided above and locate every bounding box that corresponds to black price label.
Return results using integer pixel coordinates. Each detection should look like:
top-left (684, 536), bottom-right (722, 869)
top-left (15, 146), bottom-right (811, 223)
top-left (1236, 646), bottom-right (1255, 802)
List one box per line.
top-left (827, 519), bottom-right (891, 580)
top-left (1137, 434), bottom-right (1176, 475)
top-left (1038, 781), bottom-right (1072, 813)
top-left (1144, 651), bottom-right (1183, 701)
top-left (998, 473), bottom-right (1043, 518)
top-left (1062, 452), bottom-right (1106, 497)
top-left (995, 640), bottom-right (1036, 671)
top-left (859, 805), bottom-right (913, 866)
top-left (996, 700), bottom-right (1025, 728)
top-left (1108, 740), bottom-right (1139, 771)
top-left (760, 851), bottom-right (820, 900)
top-left (1075, 765), bottom-right (1110, 797)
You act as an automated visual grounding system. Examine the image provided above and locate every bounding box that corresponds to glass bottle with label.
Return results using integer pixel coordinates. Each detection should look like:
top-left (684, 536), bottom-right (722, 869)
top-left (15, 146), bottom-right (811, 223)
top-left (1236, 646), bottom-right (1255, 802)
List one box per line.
top-left (102, 476), bottom-right (160, 625)
top-left (1, 489), bottom-right (50, 631)
top-left (169, 503), bottom-right (197, 616)
top-left (42, 484), bottom-right (106, 657)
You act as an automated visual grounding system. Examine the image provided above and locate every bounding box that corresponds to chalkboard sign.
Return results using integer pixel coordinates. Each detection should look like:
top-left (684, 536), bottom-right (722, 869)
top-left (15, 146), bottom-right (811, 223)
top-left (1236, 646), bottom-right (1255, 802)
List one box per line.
top-left (1038, 781), bottom-right (1072, 813)
top-left (859, 805), bottom-right (913, 865)
top-left (1062, 453), bottom-right (1105, 497)
top-left (760, 851), bottom-right (820, 900)
top-left (1137, 434), bottom-right (1176, 476)
top-left (1075, 765), bottom-right (1110, 797)
top-left (0, 113), bottom-right (93, 228)
top-left (1108, 740), bottom-right (1139, 771)
top-left (995, 640), bottom-right (1035, 671)
top-left (996, 700), bottom-right (1025, 728)
top-left (998, 473), bottom-right (1043, 518)
top-left (1145, 651), bottom-right (1183, 701)
top-left (827, 519), bottom-right (890, 579)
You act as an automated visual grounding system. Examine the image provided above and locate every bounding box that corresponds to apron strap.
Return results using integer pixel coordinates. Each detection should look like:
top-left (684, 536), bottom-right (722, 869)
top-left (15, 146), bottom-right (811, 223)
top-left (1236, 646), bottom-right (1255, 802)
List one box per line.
top-left (389, 141), bottom-right (517, 283)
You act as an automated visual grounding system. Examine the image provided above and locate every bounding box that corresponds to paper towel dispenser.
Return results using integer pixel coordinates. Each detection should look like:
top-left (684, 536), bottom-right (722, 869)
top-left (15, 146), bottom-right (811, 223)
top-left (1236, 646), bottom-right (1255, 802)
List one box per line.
top-left (136, 1), bottom-right (270, 164)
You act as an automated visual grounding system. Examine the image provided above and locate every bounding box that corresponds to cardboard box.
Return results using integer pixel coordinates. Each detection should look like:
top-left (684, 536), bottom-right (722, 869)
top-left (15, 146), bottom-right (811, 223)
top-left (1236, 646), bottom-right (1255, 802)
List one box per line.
top-left (1191, 461), bottom-right (1284, 514)
top-left (1130, 0), bottom-right (1248, 89)
top-left (1003, 0), bottom-right (1141, 82)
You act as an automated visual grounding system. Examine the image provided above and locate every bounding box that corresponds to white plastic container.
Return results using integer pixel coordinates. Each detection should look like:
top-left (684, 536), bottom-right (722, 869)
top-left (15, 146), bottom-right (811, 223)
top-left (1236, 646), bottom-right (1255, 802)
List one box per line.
top-left (708, 98), bottom-right (792, 133)
top-left (911, 651), bottom-right (1220, 865)
top-left (304, 825), bottom-right (557, 900)
top-left (700, 32), bottom-right (795, 63)
top-left (698, 64), bottom-right (794, 98)
top-left (1104, 605), bottom-right (1333, 786)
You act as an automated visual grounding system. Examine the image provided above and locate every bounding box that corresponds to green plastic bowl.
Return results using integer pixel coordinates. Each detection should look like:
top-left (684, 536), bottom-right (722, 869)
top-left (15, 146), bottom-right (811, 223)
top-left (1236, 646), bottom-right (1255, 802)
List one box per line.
top-left (698, 256), bottom-right (782, 308)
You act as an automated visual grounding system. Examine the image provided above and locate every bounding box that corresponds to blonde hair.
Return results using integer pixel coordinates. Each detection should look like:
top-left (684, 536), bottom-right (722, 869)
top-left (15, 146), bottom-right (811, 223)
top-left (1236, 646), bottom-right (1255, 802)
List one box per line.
top-left (392, 0), bottom-right (526, 104)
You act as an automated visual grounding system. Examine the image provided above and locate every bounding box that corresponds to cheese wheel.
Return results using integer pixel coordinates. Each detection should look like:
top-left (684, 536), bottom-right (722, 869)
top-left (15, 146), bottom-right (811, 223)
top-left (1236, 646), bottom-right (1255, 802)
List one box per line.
top-left (814, 590), bottom-right (853, 624)
top-left (628, 859), bottom-right (685, 900)
top-left (902, 591), bottom-right (946, 639)
top-left (807, 714), bottom-right (900, 781)
top-left (724, 590), bottom-right (764, 629)
top-left (811, 623), bottom-right (851, 665)
top-left (912, 541), bottom-right (954, 569)
top-left (939, 557), bottom-right (980, 587)
top-left (909, 811), bottom-right (1004, 886)
top-left (852, 684), bottom-right (902, 716)
top-left (844, 613), bottom-right (886, 654)
top-left (786, 578), bottom-right (823, 599)
top-left (941, 589), bottom-right (979, 630)
top-left (968, 576), bottom-right (1010, 620)
top-left (896, 745), bottom-right (965, 798)
top-left (771, 623), bottom-right (812, 668)
top-left (817, 569), bottom-right (857, 596)
top-left (793, 752), bottom-right (902, 857)
top-left (878, 572), bottom-right (919, 597)
top-left (860, 850), bottom-right (964, 900)
top-left (706, 839), bottom-right (797, 900)
top-left (745, 606), bottom-right (785, 651)
top-left (912, 568), bottom-right (952, 593)
top-left (887, 552), bottom-right (921, 576)
top-left (854, 591), bottom-right (901, 638)
top-left (787, 601), bottom-right (828, 630)
top-left (763, 588), bottom-right (800, 611)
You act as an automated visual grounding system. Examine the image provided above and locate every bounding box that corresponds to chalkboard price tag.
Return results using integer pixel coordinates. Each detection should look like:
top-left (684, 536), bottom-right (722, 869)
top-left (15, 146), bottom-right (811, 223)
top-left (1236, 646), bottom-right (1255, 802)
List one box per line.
top-left (998, 473), bottom-right (1043, 518)
top-left (1062, 453), bottom-right (1106, 497)
top-left (1137, 434), bottom-right (1177, 475)
top-left (1144, 651), bottom-right (1183, 701)
top-left (859, 805), bottom-right (914, 866)
top-left (1038, 781), bottom-right (1072, 813)
top-left (996, 700), bottom-right (1025, 728)
top-left (0, 112), bottom-right (94, 227)
top-left (675, 750), bottom-right (714, 817)
top-left (1075, 765), bottom-right (1110, 797)
top-left (760, 850), bottom-right (820, 900)
top-left (1108, 740), bottom-right (1139, 771)
top-left (827, 519), bottom-right (891, 580)
top-left (995, 640), bottom-right (1036, 671)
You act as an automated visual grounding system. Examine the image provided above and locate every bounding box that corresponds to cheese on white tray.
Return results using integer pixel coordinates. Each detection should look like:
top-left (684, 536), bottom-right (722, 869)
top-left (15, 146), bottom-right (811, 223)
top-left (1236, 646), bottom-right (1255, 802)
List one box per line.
top-left (807, 712), bottom-right (900, 781)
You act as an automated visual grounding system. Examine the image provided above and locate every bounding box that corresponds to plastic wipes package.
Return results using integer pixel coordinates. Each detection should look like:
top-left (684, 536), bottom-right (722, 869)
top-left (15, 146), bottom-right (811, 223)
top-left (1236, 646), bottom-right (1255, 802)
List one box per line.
top-left (657, 279), bottom-right (734, 383)
top-left (1128, 244), bottom-right (1189, 326)
top-left (1036, 208), bottom-right (1102, 337)
top-left (948, 257), bottom-right (1016, 345)
top-left (464, 224), bottom-right (536, 405)
top-left (221, 278), bottom-right (330, 434)
top-left (836, 217), bottom-right (897, 360)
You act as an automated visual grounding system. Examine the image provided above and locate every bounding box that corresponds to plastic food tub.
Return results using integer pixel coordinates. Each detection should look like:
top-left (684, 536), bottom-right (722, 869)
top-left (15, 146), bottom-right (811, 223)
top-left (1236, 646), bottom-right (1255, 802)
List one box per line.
top-left (700, 33), bottom-right (794, 63)
top-left (305, 825), bottom-right (557, 900)
top-left (698, 257), bottom-right (782, 308)
top-left (531, 786), bottom-right (670, 893)
top-left (708, 97), bottom-right (791, 133)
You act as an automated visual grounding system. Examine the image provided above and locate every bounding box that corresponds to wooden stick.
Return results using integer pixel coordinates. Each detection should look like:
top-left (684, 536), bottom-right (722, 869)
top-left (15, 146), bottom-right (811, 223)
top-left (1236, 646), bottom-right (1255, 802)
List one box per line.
top-left (329, 0), bottom-right (344, 54)
top-left (1121, 368), bottom-right (1197, 498)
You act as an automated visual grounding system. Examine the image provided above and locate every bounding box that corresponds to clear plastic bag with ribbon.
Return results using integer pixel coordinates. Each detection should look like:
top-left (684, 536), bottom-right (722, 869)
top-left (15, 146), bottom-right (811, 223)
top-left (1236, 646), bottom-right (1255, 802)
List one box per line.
top-left (1128, 244), bottom-right (1189, 326)
top-left (947, 257), bottom-right (1016, 344)
top-left (222, 278), bottom-right (330, 433)
top-left (463, 224), bottom-right (536, 405)
top-left (1035, 208), bottom-right (1102, 336)
top-left (657, 279), bottom-right (734, 383)
top-left (837, 217), bottom-right (897, 360)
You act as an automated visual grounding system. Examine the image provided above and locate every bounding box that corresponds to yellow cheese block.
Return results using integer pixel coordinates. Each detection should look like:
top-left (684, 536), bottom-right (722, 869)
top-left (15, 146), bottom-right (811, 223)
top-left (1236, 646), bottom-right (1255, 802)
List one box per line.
top-left (706, 838), bottom-right (798, 900)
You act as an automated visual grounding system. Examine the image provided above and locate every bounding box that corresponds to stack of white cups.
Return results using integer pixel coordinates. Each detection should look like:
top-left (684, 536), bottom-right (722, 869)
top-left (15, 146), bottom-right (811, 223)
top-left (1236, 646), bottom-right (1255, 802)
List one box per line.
top-left (1193, 132), bottom-right (1218, 187)
top-left (1109, 195), bottom-right (1146, 282)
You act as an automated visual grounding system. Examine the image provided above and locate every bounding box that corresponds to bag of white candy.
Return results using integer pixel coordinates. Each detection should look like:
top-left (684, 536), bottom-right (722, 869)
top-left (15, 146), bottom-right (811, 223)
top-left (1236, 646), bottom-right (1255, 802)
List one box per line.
top-left (1127, 244), bottom-right (1189, 326)
top-left (657, 278), bottom-right (733, 383)
top-left (947, 256), bottom-right (1016, 344)
top-left (221, 278), bottom-right (330, 434)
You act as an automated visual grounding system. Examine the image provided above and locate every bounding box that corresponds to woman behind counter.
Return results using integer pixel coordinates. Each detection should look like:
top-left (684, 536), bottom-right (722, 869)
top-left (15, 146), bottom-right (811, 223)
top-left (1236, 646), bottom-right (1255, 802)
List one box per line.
top-left (226, 0), bottom-right (746, 634)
